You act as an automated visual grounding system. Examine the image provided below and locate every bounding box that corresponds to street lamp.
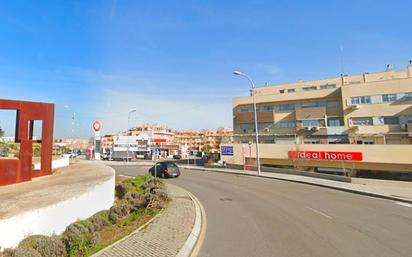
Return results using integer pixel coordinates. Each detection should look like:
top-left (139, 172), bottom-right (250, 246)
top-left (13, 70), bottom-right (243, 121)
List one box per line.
top-left (127, 109), bottom-right (137, 162)
top-left (233, 71), bottom-right (261, 176)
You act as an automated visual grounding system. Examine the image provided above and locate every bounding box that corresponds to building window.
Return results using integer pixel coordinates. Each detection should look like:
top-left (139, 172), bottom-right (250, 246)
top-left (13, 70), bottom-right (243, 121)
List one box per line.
top-left (278, 104), bottom-right (294, 111)
top-left (383, 116), bottom-right (399, 125)
top-left (240, 107), bottom-right (252, 112)
top-left (262, 105), bottom-right (273, 111)
top-left (304, 139), bottom-right (320, 144)
top-left (240, 123), bottom-right (252, 132)
top-left (382, 94), bottom-right (397, 102)
top-left (274, 121), bottom-right (296, 128)
top-left (320, 83), bottom-right (337, 90)
top-left (302, 119), bottom-right (320, 127)
top-left (257, 123), bottom-right (272, 130)
top-left (300, 102), bottom-right (319, 109)
top-left (327, 118), bottom-right (343, 127)
top-left (351, 96), bottom-right (371, 105)
top-left (279, 89), bottom-right (285, 94)
top-left (327, 101), bottom-right (339, 108)
top-left (351, 117), bottom-right (373, 126)
top-left (401, 92), bottom-right (412, 101)
top-left (302, 86), bottom-right (317, 91)
top-left (287, 88), bottom-right (295, 93)
top-left (356, 140), bottom-right (374, 145)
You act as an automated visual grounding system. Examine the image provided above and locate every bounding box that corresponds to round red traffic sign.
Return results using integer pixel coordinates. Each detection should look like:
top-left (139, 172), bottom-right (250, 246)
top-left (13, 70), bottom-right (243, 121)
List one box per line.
top-left (93, 121), bottom-right (102, 131)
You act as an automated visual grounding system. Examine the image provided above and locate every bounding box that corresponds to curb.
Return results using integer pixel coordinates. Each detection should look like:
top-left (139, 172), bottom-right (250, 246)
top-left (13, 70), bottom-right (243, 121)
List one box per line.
top-left (90, 207), bottom-right (165, 257)
top-left (183, 166), bottom-right (412, 205)
top-left (176, 188), bottom-right (206, 257)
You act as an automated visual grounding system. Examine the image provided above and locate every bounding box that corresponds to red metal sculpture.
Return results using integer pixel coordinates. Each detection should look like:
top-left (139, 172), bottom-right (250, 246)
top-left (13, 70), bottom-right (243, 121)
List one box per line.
top-left (0, 99), bottom-right (54, 186)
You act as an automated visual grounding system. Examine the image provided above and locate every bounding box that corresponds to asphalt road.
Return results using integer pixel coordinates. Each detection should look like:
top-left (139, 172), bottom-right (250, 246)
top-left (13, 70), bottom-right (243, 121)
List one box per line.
top-left (113, 164), bottom-right (412, 257)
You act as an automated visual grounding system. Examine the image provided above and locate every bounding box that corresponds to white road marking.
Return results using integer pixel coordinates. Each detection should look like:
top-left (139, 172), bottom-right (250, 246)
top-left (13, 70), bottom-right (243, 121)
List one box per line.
top-left (395, 201), bottom-right (412, 208)
top-left (305, 206), bottom-right (333, 219)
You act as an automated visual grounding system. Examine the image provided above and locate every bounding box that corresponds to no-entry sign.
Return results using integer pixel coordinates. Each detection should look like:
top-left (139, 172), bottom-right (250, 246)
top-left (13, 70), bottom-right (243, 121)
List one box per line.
top-left (288, 151), bottom-right (363, 161)
top-left (93, 121), bottom-right (102, 132)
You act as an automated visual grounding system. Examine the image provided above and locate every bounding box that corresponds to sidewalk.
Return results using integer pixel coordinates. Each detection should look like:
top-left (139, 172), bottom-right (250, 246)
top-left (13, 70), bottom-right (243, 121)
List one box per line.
top-left (183, 166), bottom-right (412, 204)
top-left (93, 184), bottom-right (197, 257)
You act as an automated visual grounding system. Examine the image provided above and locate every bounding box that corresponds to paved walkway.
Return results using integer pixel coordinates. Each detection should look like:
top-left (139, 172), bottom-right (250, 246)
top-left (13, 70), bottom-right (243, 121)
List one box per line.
top-left (183, 166), bottom-right (412, 204)
top-left (94, 184), bottom-right (195, 257)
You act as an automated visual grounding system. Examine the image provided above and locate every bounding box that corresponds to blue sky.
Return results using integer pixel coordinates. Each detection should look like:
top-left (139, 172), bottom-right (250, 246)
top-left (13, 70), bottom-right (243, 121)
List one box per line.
top-left (0, 0), bottom-right (411, 138)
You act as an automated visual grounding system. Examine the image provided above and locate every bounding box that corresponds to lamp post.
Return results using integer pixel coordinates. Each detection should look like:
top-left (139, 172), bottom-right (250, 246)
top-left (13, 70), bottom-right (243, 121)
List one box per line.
top-left (127, 109), bottom-right (137, 162)
top-left (233, 71), bottom-right (261, 176)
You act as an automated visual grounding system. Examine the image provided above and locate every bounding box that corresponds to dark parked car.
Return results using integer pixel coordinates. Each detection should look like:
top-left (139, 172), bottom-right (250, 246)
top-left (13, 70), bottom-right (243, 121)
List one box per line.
top-left (173, 154), bottom-right (181, 159)
top-left (148, 161), bottom-right (180, 178)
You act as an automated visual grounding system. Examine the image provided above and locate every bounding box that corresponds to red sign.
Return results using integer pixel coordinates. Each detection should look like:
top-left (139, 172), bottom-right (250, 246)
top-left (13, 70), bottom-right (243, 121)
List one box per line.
top-left (93, 121), bottom-right (102, 131)
top-left (288, 151), bottom-right (363, 161)
top-left (152, 138), bottom-right (167, 143)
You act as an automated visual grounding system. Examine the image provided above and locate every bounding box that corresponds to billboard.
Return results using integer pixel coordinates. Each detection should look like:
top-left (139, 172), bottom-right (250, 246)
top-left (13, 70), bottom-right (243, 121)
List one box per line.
top-left (221, 146), bottom-right (234, 156)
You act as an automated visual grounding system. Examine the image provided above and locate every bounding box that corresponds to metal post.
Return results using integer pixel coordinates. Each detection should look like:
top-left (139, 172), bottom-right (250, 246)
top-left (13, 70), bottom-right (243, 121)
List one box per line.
top-left (233, 71), bottom-right (261, 176)
top-left (127, 109), bottom-right (137, 163)
top-left (252, 86), bottom-right (261, 175)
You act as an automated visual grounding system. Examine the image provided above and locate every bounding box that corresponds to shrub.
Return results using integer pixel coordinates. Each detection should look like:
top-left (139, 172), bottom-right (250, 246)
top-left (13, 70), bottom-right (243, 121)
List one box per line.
top-left (1, 248), bottom-right (16, 257)
top-left (125, 191), bottom-right (148, 211)
top-left (62, 221), bottom-right (98, 256)
top-left (17, 235), bottom-right (66, 257)
top-left (115, 183), bottom-right (128, 200)
top-left (108, 203), bottom-right (131, 224)
top-left (141, 178), bottom-right (164, 194)
top-left (87, 211), bottom-right (110, 232)
top-left (14, 247), bottom-right (40, 257)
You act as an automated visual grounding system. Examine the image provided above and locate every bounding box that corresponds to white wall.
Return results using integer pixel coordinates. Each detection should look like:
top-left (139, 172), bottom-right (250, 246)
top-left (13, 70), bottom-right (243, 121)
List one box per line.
top-left (33, 156), bottom-right (70, 170)
top-left (0, 174), bottom-right (115, 249)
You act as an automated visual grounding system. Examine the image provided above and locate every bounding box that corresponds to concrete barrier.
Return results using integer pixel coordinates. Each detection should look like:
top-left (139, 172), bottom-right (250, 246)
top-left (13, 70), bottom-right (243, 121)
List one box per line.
top-left (0, 163), bottom-right (115, 249)
top-left (33, 156), bottom-right (70, 170)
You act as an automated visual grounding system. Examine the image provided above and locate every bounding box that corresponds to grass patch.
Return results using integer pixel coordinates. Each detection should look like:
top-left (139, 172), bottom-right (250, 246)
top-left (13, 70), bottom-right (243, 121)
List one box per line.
top-left (84, 208), bottom-right (160, 257)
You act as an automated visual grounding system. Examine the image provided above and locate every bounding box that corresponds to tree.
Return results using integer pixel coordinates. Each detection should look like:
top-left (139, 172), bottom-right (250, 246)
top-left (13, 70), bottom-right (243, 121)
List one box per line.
top-left (202, 144), bottom-right (212, 153)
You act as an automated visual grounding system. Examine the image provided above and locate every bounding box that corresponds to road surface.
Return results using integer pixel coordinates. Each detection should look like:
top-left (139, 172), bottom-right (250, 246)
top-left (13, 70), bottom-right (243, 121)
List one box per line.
top-left (113, 164), bottom-right (412, 257)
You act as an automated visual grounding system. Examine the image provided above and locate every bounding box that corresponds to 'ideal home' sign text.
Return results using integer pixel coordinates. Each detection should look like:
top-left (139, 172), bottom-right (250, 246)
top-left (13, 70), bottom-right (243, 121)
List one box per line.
top-left (288, 151), bottom-right (363, 161)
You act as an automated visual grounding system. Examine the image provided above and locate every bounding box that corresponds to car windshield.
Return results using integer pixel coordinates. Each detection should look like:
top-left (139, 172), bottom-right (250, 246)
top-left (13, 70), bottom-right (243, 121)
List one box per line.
top-left (167, 163), bottom-right (177, 168)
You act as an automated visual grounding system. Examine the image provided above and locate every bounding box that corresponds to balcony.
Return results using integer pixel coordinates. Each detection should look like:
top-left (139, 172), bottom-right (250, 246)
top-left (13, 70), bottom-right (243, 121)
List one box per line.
top-left (295, 107), bottom-right (326, 120)
top-left (327, 126), bottom-right (347, 135)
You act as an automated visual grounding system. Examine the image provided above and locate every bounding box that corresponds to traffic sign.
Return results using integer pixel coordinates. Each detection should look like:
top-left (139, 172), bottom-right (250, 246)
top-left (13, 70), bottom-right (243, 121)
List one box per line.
top-left (93, 121), bottom-right (102, 131)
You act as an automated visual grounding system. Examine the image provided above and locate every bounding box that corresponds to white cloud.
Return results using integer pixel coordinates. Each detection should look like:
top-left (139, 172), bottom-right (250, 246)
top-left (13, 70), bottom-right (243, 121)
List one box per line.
top-left (98, 85), bottom-right (233, 135)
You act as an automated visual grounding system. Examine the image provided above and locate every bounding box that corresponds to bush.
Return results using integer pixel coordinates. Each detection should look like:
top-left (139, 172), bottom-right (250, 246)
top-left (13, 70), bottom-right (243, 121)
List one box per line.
top-left (14, 247), bottom-right (40, 257)
top-left (62, 221), bottom-right (98, 256)
top-left (115, 183), bottom-right (128, 200)
top-left (108, 203), bottom-right (131, 224)
top-left (141, 178), bottom-right (164, 194)
top-left (17, 235), bottom-right (66, 257)
top-left (1, 248), bottom-right (16, 257)
top-left (125, 191), bottom-right (148, 211)
top-left (87, 211), bottom-right (110, 232)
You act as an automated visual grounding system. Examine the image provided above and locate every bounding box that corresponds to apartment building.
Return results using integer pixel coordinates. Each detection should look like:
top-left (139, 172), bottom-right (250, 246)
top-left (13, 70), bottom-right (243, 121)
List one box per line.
top-left (222, 62), bottom-right (412, 177)
top-left (174, 130), bottom-right (204, 151)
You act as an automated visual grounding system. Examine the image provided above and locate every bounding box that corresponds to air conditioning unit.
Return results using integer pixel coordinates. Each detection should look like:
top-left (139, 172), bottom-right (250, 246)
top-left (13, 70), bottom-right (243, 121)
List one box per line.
top-left (400, 123), bottom-right (408, 131)
top-left (264, 128), bottom-right (270, 132)
top-left (311, 126), bottom-right (320, 131)
top-left (303, 126), bottom-right (311, 130)
top-left (350, 104), bottom-right (360, 110)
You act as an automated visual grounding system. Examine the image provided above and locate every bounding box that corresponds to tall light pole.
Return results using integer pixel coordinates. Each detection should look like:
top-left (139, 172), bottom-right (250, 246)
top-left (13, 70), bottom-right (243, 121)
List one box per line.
top-left (127, 109), bottom-right (137, 162)
top-left (233, 71), bottom-right (261, 176)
